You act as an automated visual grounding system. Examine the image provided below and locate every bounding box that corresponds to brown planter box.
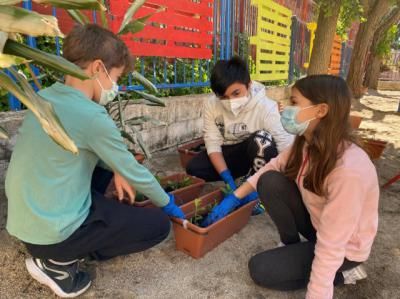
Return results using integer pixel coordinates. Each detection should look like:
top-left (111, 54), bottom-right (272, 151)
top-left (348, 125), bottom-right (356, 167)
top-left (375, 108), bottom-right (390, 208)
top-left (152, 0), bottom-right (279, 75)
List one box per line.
top-left (171, 190), bottom-right (256, 259)
top-left (177, 138), bottom-right (205, 169)
top-left (362, 138), bottom-right (388, 160)
top-left (134, 173), bottom-right (205, 207)
top-left (349, 115), bottom-right (363, 129)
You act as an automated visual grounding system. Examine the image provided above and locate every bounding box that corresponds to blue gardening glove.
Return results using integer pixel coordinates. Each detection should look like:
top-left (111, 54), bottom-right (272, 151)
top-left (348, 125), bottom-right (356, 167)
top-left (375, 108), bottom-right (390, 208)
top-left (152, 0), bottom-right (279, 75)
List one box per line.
top-left (238, 191), bottom-right (259, 207)
top-left (161, 194), bottom-right (185, 219)
top-left (200, 193), bottom-right (241, 227)
top-left (220, 169), bottom-right (237, 191)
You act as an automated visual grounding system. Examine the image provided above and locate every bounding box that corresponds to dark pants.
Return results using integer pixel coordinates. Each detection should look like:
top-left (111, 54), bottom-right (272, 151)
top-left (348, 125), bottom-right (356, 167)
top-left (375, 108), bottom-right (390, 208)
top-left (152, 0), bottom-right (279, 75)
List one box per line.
top-left (248, 171), bottom-right (361, 290)
top-left (24, 167), bottom-right (170, 262)
top-left (186, 130), bottom-right (278, 181)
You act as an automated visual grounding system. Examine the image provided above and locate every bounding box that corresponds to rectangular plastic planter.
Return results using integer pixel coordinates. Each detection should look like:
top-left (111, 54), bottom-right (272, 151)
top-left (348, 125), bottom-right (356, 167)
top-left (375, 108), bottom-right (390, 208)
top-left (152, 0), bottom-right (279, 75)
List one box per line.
top-left (177, 138), bottom-right (205, 169)
top-left (171, 190), bottom-right (256, 259)
top-left (362, 138), bottom-right (388, 160)
top-left (349, 115), bottom-right (363, 129)
top-left (134, 173), bottom-right (205, 207)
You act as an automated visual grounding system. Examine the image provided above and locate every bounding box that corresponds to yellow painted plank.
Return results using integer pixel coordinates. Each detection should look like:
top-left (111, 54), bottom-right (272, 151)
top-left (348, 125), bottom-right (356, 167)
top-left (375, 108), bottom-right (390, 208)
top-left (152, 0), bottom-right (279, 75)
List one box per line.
top-left (250, 0), bottom-right (291, 82)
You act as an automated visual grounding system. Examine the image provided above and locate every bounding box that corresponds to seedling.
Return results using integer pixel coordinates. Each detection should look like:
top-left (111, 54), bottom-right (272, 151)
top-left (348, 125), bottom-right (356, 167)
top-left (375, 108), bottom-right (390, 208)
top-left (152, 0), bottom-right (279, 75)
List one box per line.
top-left (189, 198), bottom-right (218, 226)
top-left (163, 176), bottom-right (192, 192)
top-left (221, 183), bottom-right (233, 196)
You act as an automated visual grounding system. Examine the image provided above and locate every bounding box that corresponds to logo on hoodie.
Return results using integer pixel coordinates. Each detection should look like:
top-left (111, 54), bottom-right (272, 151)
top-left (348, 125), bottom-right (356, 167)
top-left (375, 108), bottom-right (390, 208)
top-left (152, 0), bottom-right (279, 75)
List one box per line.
top-left (215, 115), bottom-right (225, 137)
top-left (228, 123), bottom-right (249, 138)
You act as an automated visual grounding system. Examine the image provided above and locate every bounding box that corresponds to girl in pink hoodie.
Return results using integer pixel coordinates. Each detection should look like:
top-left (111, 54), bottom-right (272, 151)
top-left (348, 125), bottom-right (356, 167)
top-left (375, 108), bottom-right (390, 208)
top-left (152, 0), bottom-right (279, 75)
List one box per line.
top-left (203, 75), bottom-right (379, 299)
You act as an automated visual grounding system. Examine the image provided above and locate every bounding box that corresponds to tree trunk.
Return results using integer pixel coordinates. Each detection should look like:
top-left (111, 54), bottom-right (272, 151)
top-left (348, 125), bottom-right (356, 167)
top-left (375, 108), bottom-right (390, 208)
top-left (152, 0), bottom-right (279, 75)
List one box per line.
top-left (347, 0), bottom-right (392, 98)
top-left (364, 6), bottom-right (400, 89)
top-left (307, 1), bottom-right (342, 75)
top-left (364, 55), bottom-right (382, 89)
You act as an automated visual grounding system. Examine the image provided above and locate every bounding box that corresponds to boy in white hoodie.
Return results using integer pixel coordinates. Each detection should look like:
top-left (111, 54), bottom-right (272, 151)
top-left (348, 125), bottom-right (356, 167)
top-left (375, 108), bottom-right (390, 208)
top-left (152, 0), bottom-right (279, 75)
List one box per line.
top-left (186, 56), bottom-right (293, 213)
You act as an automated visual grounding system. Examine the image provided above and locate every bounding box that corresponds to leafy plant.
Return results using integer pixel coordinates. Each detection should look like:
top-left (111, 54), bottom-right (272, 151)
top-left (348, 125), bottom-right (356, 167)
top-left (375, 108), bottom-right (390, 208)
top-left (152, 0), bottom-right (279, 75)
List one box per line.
top-left (221, 183), bottom-right (233, 197)
top-left (163, 176), bottom-right (192, 192)
top-left (0, 1), bottom-right (101, 149)
top-left (64, 0), bottom-right (167, 158)
top-left (189, 197), bottom-right (218, 226)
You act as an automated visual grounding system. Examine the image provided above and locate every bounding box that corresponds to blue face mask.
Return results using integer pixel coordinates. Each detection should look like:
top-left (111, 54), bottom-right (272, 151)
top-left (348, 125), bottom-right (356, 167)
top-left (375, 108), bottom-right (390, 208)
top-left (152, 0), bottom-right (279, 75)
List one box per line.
top-left (280, 105), bottom-right (316, 136)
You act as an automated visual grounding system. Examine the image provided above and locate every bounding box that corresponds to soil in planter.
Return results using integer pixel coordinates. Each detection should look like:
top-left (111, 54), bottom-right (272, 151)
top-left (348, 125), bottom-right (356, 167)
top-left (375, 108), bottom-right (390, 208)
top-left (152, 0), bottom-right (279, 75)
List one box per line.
top-left (132, 176), bottom-right (194, 202)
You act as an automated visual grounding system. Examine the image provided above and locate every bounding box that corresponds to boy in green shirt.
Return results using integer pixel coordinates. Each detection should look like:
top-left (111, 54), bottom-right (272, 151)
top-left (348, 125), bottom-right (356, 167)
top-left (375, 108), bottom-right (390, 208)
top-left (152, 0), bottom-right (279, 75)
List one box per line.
top-left (5, 24), bottom-right (184, 298)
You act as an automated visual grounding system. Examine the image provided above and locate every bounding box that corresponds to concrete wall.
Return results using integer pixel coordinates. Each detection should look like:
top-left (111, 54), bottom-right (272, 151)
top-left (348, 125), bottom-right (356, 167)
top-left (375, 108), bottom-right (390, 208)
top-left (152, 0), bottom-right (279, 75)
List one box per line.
top-left (377, 80), bottom-right (400, 91)
top-left (0, 86), bottom-right (290, 159)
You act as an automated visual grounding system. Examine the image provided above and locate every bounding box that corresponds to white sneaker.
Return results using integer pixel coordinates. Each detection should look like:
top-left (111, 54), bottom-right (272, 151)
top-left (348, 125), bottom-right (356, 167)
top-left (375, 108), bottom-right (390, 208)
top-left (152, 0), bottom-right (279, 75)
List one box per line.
top-left (342, 265), bottom-right (367, 285)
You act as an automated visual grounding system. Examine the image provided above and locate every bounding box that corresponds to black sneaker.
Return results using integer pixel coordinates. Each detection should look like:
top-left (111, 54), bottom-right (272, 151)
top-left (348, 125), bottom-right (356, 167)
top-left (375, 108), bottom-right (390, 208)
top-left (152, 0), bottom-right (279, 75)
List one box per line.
top-left (25, 258), bottom-right (91, 298)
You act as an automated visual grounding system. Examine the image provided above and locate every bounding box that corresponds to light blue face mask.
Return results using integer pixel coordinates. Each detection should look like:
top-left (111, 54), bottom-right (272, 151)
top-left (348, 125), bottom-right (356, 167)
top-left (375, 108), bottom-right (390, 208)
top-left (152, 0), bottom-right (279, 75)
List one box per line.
top-left (96, 63), bottom-right (119, 106)
top-left (280, 105), bottom-right (316, 136)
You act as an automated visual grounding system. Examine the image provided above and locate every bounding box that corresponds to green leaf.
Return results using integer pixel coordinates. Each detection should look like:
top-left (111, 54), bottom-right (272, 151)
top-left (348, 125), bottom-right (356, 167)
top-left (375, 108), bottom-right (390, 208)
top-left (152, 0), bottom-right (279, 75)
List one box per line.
top-left (0, 126), bottom-right (9, 139)
top-left (0, 6), bottom-right (63, 37)
top-left (128, 125), bottom-right (152, 158)
top-left (118, 0), bottom-right (146, 35)
top-left (0, 52), bottom-right (29, 67)
top-left (131, 70), bottom-right (158, 93)
top-left (118, 13), bottom-right (152, 35)
top-left (33, 0), bottom-right (106, 11)
top-left (121, 126), bottom-right (151, 159)
top-left (3, 39), bottom-right (89, 80)
top-left (99, 0), bottom-right (108, 28)
top-left (0, 1), bottom-right (22, 5)
top-left (66, 9), bottom-right (90, 25)
top-left (0, 69), bottom-right (78, 154)
top-left (132, 90), bottom-right (165, 107)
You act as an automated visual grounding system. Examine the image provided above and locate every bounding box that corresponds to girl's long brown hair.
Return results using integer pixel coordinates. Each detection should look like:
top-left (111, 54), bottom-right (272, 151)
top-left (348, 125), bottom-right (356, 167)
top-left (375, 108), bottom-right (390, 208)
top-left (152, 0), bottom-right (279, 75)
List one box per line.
top-left (284, 75), bottom-right (359, 196)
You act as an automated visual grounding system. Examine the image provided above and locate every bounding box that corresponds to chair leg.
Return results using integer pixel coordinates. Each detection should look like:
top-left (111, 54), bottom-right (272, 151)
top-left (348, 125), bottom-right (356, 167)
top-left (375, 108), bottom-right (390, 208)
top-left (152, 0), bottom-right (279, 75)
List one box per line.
top-left (382, 173), bottom-right (400, 189)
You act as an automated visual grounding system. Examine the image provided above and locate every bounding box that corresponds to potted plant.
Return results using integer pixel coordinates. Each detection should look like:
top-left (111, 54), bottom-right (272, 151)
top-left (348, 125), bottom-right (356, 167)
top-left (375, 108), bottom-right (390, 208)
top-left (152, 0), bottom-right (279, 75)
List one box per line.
top-left (133, 173), bottom-right (206, 207)
top-left (109, 172), bottom-right (206, 207)
top-left (177, 138), bottom-right (205, 169)
top-left (171, 189), bottom-right (256, 259)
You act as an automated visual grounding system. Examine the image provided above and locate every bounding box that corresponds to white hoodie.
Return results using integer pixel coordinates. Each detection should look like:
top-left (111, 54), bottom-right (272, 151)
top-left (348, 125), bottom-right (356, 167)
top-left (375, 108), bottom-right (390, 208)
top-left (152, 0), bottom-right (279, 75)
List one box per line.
top-left (203, 81), bottom-right (294, 154)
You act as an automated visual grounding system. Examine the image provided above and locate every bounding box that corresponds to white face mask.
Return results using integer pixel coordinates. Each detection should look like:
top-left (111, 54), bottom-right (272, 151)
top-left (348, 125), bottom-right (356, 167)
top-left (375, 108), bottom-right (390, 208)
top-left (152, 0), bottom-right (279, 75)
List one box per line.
top-left (96, 65), bottom-right (119, 106)
top-left (220, 95), bottom-right (250, 116)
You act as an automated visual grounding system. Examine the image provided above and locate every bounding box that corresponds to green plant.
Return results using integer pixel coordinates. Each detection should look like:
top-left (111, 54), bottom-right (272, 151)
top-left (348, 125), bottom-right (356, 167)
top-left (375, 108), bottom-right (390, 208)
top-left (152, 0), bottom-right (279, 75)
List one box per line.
top-left (163, 176), bottom-right (192, 192)
top-left (221, 183), bottom-right (233, 196)
top-left (0, 1), bottom-right (104, 151)
top-left (190, 197), bottom-right (218, 226)
top-left (65, 0), bottom-right (167, 158)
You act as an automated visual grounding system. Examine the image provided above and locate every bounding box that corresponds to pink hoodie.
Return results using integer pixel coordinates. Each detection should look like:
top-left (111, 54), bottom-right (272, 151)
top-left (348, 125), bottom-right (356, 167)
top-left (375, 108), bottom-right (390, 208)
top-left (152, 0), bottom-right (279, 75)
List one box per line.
top-left (247, 143), bottom-right (379, 299)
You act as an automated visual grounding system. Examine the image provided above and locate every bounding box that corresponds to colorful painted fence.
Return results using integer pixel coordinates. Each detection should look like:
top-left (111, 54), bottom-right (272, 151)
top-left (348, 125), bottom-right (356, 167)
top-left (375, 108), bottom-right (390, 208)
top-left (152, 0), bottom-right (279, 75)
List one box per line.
top-left (249, 0), bottom-right (292, 82)
top-left (32, 0), bottom-right (214, 59)
top-left (109, 0), bottom-right (214, 59)
top-left (329, 34), bottom-right (342, 75)
top-left (306, 22), bottom-right (343, 75)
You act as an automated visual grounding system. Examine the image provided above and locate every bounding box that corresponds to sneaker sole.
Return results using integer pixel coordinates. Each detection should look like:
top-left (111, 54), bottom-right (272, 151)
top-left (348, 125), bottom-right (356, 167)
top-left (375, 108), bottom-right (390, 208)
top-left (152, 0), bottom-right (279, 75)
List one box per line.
top-left (25, 258), bottom-right (91, 298)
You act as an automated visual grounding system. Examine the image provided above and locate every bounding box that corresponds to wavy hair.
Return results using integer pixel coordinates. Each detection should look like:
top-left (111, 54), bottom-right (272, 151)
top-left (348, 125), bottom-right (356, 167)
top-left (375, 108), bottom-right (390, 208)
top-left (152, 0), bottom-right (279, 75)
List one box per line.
top-left (284, 75), bottom-right (360, 196)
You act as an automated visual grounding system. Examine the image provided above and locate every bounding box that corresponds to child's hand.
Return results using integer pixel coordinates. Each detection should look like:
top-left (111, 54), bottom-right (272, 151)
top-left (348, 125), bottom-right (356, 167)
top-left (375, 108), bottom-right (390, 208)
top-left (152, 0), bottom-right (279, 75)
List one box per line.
top-left (113, 172), bottom-right (135, 205)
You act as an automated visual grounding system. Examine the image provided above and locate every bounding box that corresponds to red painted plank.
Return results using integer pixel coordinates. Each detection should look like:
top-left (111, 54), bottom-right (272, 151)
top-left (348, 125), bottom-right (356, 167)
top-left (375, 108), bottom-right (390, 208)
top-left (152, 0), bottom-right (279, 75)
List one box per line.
top-left (126, 41), bottom-right (211, 58)
top-left (132, 26), bottom-right (213, 44)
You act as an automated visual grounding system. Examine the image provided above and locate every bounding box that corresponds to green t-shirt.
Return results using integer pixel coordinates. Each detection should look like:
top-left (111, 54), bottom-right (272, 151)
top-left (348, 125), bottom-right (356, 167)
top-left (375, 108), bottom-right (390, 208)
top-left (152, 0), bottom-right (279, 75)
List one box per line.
top-left (5, 82), bottom-right (169, 245)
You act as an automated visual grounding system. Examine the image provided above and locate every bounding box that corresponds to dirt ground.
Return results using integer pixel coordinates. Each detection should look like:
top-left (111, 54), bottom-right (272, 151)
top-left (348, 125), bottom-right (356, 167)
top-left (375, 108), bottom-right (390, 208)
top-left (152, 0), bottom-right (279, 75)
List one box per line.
top-left (0, 90), bottom-right (399, 299)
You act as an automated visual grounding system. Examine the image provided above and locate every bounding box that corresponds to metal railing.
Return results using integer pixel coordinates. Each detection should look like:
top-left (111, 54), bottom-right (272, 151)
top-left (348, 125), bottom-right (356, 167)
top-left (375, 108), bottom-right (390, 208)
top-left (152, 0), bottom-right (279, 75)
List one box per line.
top-left (6, 0), bottom-right (365, 111)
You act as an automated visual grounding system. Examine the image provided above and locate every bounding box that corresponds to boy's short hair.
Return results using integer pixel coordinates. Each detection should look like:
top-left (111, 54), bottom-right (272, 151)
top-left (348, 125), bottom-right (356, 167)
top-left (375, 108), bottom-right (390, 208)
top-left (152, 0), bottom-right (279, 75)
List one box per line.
top-left (210, 56), bottom-right (251, 97)
top-left (63, 24), bottom-right (133, 74)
